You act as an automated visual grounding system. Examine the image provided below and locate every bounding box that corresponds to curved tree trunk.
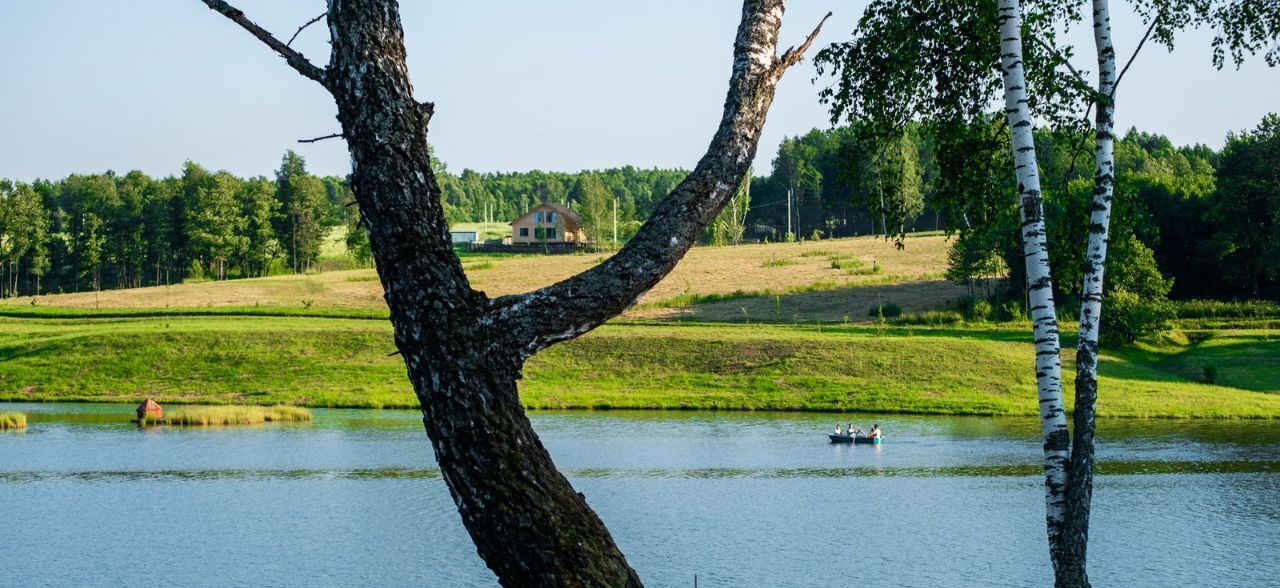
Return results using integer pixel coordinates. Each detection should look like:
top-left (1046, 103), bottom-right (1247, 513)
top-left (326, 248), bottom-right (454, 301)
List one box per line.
top-left (200, 0), bottom-right (826, 584)
top-left (995, 0), bottom-right (1071, 576)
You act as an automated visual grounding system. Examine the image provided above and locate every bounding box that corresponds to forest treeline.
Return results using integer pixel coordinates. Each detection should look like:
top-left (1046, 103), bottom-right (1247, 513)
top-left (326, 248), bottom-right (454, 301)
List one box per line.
top-left (0, 152), bottom-right (349, 295)
top-left (1, 115), bottom-right (1276, 301)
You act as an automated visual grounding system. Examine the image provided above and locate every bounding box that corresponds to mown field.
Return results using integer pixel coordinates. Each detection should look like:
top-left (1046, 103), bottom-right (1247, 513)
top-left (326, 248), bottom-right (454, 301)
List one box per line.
top-left (2, 234), bottom-right (956, 318)
top-left (0, 309), bottom-right (1276, 418)
top-left (2, 233), bottom-right (1275, 418)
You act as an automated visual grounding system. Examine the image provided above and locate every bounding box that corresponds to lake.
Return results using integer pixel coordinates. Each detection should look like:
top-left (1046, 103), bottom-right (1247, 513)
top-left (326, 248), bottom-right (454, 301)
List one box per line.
top-left (1, 403), bottom-right (1277, 587)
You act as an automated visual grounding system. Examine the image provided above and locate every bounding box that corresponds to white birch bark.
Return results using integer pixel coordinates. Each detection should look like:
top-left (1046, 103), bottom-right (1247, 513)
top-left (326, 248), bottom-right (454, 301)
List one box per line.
top-left (1078, 0), bottom-right (1116, 377)
top-left (1058, 1), bottom-right (1118, 586)
top-left (995, 0), bottom-right (1070, 552)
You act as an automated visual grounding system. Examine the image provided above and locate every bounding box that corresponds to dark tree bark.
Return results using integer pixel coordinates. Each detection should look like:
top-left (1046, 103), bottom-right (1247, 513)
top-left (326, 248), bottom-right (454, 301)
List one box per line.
top-left (199, 1), bottom-right (826, 585)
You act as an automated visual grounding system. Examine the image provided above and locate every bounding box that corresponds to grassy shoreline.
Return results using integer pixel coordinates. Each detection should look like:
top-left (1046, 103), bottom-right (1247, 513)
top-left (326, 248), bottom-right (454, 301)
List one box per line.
top-left (1, 313), bottom-right (1276, 418)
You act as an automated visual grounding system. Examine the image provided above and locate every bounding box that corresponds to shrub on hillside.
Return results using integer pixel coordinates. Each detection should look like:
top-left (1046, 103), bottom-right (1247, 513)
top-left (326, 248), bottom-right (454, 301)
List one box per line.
top-left (868, 302), bottom-right (903, 319)
top-left (1101, 291), bottom-right (1175, 345)
top-left (998, 299), bottom-right (1025, 321)
top-left (896, 310), bottom-right (964, 326)
top-left (1174, 299), bottom-right (1280, 319)
top-left (952, 295), bottom-right (993, 322)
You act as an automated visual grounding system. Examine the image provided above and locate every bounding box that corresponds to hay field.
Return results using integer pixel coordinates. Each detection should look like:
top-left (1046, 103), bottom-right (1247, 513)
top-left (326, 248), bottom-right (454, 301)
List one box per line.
top-left (5, 234), bottom-right (954, 312)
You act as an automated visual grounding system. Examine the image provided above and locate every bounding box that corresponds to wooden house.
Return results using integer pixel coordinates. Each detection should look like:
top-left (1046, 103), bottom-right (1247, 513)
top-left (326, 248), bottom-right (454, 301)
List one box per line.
top-left (509, 202), bottom-right (588, 245)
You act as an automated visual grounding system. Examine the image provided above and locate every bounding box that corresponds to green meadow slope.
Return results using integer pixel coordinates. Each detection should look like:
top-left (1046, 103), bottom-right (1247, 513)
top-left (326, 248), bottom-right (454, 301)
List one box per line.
top-left (1, 309), bottom-right (1276, 418)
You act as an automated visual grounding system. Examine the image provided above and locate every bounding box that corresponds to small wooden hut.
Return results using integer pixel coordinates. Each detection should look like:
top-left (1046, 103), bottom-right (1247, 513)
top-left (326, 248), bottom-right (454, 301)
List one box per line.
top-left (136, 399), bottom-right (163, 421)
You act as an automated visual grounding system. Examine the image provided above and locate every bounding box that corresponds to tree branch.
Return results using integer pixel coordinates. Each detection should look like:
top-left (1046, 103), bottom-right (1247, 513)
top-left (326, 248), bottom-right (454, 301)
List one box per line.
top-left (487, 0), bottom-right (801, 359)
top-left (287, 11), bottom-right (328, 47)
top-left (298, 132), bottom-right (344, 143)
top-left (1030, 35), bottom-right (1089, 90)
top-left (199, 0), bottom-right (329, 87)
top-left (1113, 10), bottom-right (1162, 95)
top-left (778, 11), bottom-right (833, 70)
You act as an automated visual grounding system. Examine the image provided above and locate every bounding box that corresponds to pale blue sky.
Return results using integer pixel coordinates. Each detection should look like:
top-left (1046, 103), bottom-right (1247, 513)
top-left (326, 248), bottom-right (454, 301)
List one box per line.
top-left (0, 1), bottom-right (1274, 181)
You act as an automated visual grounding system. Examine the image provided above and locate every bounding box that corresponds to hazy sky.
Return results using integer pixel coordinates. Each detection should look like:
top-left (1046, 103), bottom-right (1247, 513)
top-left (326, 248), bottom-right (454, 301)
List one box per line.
top-left (0, 1), bottom-right (1275, 181)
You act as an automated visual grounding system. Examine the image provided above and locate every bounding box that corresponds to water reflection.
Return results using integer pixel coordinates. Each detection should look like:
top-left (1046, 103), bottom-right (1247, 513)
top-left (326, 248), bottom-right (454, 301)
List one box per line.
top-left (1, 403), bottom-right (1277, 587)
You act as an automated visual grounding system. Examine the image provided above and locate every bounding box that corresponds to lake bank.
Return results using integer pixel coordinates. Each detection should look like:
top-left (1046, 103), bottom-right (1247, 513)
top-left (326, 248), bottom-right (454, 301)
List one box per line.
top-left (2, 312), bottom-right (1277, 418)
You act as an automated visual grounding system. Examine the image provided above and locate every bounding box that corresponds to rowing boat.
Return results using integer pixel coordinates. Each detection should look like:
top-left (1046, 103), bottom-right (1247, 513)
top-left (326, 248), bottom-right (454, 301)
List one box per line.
top-left (828, 434), bottom-right (882, 444)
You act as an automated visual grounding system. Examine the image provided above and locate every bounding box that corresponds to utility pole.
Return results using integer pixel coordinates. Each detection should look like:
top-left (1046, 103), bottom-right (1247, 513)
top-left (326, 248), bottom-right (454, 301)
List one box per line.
top-left (612, 198), bottom-right (618, 247)
top-left (786, 188), bottom-right (793, 241)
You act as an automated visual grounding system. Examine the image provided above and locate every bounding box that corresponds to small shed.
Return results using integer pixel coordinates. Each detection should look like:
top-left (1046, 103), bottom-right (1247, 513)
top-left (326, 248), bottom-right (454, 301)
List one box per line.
top-left (450, 231), bottom-right (480, 244)
top-left (136, 399), bottom-right (163, 421)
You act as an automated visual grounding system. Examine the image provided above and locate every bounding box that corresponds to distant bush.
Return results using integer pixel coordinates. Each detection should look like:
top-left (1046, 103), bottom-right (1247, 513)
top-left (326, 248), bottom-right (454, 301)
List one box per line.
top-left (1174, 299), bottom-right (1280, 319)
top-left (1101, 291), bottom-right (1175, 345)
top-left (799, 249), bottom-right (833, 257)
top-left (998, 299), bottom-right (1025, 321)
top-left (868, 302), bottom-right (903, 319)
top-left (896, 310), bottom-right (964, 326)
top-left (952, 295), bottom-right (993, 322)
top-left (761, 255), bottom-right (797, 268)
top-left (1200, 363), bottom-right (1218, 385)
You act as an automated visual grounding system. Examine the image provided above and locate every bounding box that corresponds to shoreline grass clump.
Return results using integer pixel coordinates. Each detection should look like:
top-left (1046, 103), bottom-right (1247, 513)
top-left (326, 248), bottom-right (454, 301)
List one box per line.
top-left (157, 405), bottom-right (312, 426)
top-left (761, 255), bottom-right (798, 268)
top-left (0, 412), bottom-right (27, 429)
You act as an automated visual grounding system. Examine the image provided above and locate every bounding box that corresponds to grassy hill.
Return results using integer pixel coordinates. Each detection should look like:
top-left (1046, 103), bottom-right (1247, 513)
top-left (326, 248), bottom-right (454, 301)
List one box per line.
top-left (0, 310), bottom-right (1276, 417)
top-left (1, 233), bottom-right (1276, 417)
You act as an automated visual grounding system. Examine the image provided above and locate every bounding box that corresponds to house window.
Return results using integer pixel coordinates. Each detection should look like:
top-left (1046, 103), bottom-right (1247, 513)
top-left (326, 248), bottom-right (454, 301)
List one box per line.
top-left (546, 212), bottom-right (556, 223)
top-left (519, 227), bottom-right (529, 237)
top-left (534, 227), bottom-right (545, 239)
top-left (546, 228), bottom-right (556, 240)
top-left (533, 212), bottom-right (544, 223)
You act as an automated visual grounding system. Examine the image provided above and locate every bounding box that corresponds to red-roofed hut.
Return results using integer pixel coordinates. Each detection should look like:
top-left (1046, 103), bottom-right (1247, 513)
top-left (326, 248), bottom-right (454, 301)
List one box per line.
top-left (136, 399), bottom-right (163, 421)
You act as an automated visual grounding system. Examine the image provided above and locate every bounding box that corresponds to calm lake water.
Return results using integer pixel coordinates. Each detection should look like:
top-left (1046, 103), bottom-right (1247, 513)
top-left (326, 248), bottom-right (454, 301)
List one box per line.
top-left (1, 403), bottom-right (1277, 587)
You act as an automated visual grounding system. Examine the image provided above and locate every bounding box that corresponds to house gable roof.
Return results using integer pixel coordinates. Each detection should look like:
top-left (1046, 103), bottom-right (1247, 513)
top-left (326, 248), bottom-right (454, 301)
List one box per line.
top-left (509, 201), bottom-right (582, 226)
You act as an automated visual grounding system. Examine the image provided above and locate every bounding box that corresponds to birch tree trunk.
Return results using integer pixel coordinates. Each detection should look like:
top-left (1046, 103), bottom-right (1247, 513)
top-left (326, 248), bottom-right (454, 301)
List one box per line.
top-left (199, 0), bottom-right (826, 584)
top-left (995, 0), bottom-right (1072, 575)
top-left (1058, 1), bottom-right (1119, 586)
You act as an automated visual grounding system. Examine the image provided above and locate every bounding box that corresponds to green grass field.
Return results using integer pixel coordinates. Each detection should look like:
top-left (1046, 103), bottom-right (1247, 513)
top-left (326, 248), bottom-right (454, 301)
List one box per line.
top-left (1, 310), bottom-right (1276, 418)
top-left (1, 233), bottom-right (1275, 418)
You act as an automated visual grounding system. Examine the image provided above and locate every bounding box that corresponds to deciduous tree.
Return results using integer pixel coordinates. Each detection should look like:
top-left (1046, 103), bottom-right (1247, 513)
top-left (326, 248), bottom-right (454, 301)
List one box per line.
top-left (197, 0), bottom-right (827, 584)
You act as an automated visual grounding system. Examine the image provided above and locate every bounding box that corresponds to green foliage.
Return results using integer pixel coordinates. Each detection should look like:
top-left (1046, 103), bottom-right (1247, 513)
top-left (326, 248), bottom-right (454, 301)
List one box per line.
top-left (238, 178), bottom-right (279, 278)
top-left (760, 255), bottom-right (797, 268)
top-left (276, 153), bottom-right (329, 274)
top-left (945, 231), bottom-right (1008, 298)
top-left (1201, 363), bottom-right (1218, 385)
top-left (895, 310), bottom-right (964, 326)
top-left (999, 299), bottom-right (1026, 322)
top-left (952, 296), bottom-right (994, 322)
top-left (345, 208), bottom-right (373, 267)
top-left (868, 302), bottom-right (902, 318)
top-left (568, 174), bottom-right (613, 245)
top-left (1101, 291), bottom-right (1176, 346)
top-left (1107, 235), bottom-right (1173, 299)
top-left (1174, 299), bottom-right (1280, 319)
top-left (1210, 114), bottom-right (1280, 298)
top-left (2, 313), bottom-right (1279, 417)
top-left (705, 173), bottom-right (751, 246)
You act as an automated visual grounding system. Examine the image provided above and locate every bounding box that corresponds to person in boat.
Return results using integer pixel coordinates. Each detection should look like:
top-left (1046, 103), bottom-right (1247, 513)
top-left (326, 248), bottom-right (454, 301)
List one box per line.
top-left (847, 423), bottom-right (856, 437)
top-left (867, 424), bottom-right (882, 439)
top-left (850, 426), bottom-right (864, 437)
top-left (834, 424), bottom-right (843, 436)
